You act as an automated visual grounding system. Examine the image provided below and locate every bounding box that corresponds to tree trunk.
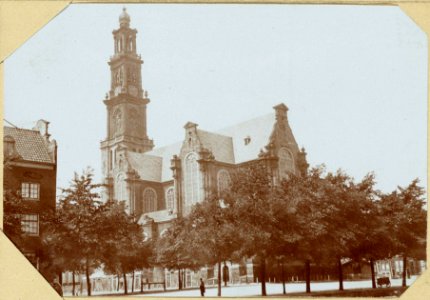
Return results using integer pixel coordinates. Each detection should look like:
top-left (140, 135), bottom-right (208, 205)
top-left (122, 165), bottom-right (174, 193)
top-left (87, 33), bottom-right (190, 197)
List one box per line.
top-left (218, 261), bottom-right (222, 296)
top-left (72, 270), bottom-right (76, 296)
top-left (85, 259), bottom-right (91, 296)
top-left (370, 258), bottom-right (376, 289)
top-left (178, 268), bottom-right (182, 290)
top-left (117, 274), bottom-right (120, 291)
top-left (141, 271), bottom-right (144, 293)
top-left (58, 271), bottom-right (63, 285)
top-left (260, 256), bottom-right (267, 296)
top-left (305, 260), bottom-right (311, 293)
top-left (132, 270), bottom-right (135, 293)
top-left (281, 261), bottom-right (286, 295)
top-left (124, 273), bottom-right (128, 295)
top-left (402, 255), bottom-right (407, 287)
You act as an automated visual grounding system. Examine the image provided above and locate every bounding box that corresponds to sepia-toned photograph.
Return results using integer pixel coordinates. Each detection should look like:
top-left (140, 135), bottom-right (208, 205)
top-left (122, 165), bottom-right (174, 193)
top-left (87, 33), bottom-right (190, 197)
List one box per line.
top-left (2, 3), bottom-right (427, 298)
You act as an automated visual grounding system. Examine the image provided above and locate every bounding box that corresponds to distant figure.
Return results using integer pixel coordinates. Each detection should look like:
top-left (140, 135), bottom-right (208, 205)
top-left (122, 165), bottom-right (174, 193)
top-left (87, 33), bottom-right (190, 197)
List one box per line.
top-left (52, 278), bottom-right (63, 296)
top-left (199, 278), bottom-right (205, 297)
top-left (223, 263), bottom-right (230, 286)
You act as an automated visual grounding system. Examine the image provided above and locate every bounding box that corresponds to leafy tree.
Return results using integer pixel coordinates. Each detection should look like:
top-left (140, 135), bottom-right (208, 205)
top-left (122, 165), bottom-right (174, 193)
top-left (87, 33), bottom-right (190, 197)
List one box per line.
top-left (186, 194), bottom-right (242, 296)
top-left (100, 200), bottom-right (151, 295)
top-left (286, 166), bottom-right (330, 293)
top-left (268, 173), bottom-right (305, 295)
top-left (318, 171), bottom-right (379, 291)
top-left (52, 169), bottom-right (102, 296)
top-left (156, 217), bottom-right (200, 290)
top-left (3, 155), bottom-right (33, 254)
top-left (3, 189), bottom-right (27, 246)
top-left (349, 176), bottom-right (392, 289)
top-left (379, 179), bottom-right (427, 287)
top-left (226, 161), bottom-right (283, 296)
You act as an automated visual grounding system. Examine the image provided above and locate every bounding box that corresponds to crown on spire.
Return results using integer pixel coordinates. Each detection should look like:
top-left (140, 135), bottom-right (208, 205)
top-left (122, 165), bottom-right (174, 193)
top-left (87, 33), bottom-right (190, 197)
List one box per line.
top-left (119, 7), bottom-right (130, 28)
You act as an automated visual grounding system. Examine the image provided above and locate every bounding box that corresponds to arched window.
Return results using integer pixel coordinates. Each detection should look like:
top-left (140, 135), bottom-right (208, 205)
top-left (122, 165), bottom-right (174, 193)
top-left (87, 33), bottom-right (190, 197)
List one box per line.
top-left (166, 187), bottom-right (175, 211)
top-left (143, 188), bottom-right (157, 213)
top-left (184, 152), bottom-right (200, 206)
top-left (217, 169), bottom-right (231, 195)
top-left (115, 173), bottom-right (126, 201)
top-left (278, 147), bottom-right (295, 178)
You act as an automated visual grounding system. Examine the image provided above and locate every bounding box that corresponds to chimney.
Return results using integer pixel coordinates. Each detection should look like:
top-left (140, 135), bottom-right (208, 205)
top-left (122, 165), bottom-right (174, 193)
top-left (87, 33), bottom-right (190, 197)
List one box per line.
top-left (33, 119), bottom-right (51, 141)
top-left (184, 121), bottom-right (198, 140)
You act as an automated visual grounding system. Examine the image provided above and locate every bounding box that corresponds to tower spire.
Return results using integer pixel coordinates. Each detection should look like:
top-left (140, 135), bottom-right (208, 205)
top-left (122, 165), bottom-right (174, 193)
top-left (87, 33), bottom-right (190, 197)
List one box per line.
top-left (119, 7), bottom-right (130, 28)
top-left (101, 8), bottom-right (154, 171)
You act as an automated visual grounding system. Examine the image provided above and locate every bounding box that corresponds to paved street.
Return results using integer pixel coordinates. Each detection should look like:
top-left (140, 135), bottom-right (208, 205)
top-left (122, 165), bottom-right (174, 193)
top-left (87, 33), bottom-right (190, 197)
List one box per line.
top-left (133, 276), bottom-right (417, 297)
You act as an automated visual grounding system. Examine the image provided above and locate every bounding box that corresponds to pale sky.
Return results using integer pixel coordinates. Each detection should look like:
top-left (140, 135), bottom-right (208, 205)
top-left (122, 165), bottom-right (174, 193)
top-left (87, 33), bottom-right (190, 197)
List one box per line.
top-left (4, 4), bottom-right (428, 193)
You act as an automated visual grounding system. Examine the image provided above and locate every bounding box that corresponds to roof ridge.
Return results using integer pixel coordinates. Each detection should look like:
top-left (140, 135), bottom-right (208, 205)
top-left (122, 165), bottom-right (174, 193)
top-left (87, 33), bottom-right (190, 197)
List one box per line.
top-left (149, 113), bottom-right (274, 152)
top-left (4, 126), bottom-right (41, 134)
top-left (197, 129), bottom-right (232, 139)
top-left (216, 112), bottom-right (274, 133)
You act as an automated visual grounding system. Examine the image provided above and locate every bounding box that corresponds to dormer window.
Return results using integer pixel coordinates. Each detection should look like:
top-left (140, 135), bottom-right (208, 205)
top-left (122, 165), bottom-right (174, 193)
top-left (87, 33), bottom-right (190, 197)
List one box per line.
top-left (244, 136), bottom-right (251, 145)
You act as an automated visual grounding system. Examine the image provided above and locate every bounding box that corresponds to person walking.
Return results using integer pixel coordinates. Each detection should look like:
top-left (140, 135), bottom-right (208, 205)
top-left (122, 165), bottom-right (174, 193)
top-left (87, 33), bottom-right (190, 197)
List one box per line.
top-left (223, 263), bottom-right (230, 287)
top-left (199, 278), bottom-right (206, 297)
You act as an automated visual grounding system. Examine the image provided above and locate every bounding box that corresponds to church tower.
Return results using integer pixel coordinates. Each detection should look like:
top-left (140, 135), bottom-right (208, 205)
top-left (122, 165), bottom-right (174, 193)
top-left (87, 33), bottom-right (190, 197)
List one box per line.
top-left (101, 8), bottom-right (154, 202)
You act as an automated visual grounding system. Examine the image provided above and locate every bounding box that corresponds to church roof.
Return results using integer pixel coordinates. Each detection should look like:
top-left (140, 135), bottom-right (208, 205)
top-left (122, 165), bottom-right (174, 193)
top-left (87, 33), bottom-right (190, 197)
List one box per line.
top-left (145, 142), bottom-right (182, 182)
top-left (127, 112), bottom-right (276, 182)
top-left (217, 112), bottom-right (275, 164)
top-left (196, 129), bottom-right (234, 164)
top-left (127, 152), bottom-right (162, 182)
top-left (3, 126), bottom-right (54, 164)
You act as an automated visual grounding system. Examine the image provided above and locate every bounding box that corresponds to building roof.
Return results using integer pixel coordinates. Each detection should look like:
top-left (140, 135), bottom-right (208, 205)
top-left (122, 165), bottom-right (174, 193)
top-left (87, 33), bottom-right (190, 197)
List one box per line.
top-left (145, 142), bottom-right (182, 182)
top-left (127, 112), bottom-right (276, 182)
top-left (4, 126), bottom-right (54, 164)
top-left (127, 152), bottom-right (162, 182)
top-left (197, 129), bottom-right (234, 164)
top-left (217, 112), bottom-right (275, 163)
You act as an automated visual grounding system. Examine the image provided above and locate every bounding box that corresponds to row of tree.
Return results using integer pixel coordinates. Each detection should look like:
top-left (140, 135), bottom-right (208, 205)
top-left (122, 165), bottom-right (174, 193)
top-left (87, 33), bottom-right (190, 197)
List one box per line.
top-left (4, 163), bottom-right (427, 297)
top-left (155, 162), bottom-right (426, 296)
top-left (4, 170), bottom-right (152, 296)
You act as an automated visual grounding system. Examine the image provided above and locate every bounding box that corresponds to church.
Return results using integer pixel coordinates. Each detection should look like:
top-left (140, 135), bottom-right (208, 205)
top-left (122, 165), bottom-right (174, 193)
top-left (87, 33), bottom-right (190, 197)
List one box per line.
top-left (100, 8), bottom-right (307, 288)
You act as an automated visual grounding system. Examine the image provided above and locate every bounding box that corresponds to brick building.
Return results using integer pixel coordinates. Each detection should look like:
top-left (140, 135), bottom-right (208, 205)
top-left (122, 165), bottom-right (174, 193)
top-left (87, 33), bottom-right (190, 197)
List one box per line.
top-left (100, 9), bottom-right (307, 288)
top-left (3, 120), bottom-right (57, 269)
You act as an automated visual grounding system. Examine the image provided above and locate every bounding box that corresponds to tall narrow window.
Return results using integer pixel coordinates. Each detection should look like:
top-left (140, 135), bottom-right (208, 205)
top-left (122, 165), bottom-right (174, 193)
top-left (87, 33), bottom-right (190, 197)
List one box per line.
top-left (166, 187), bottom-right (175, 211)
top-left (112, 149), bottom-right (116, 169)
top-left (217, 170), bottom-right (231, 195)
top-left (143, 188), bottom-right (157, 213)
top-left (184, 152), bottom-right (200, 206)
top-left (115, 173), bottom-right (126, 201)
top-left (21, 183), bottom-right (40, 200)
top-left (21, 214), bottom-right (39, 236)
top-left (278, 147), bottom-right (295, 179)
top-left (113, 109), bottom-right (122, 136)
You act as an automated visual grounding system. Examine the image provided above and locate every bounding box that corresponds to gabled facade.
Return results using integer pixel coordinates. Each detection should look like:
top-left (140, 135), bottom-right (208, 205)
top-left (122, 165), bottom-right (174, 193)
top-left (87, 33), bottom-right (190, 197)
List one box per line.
top-left (3, 120), bottom-right (57, 269)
